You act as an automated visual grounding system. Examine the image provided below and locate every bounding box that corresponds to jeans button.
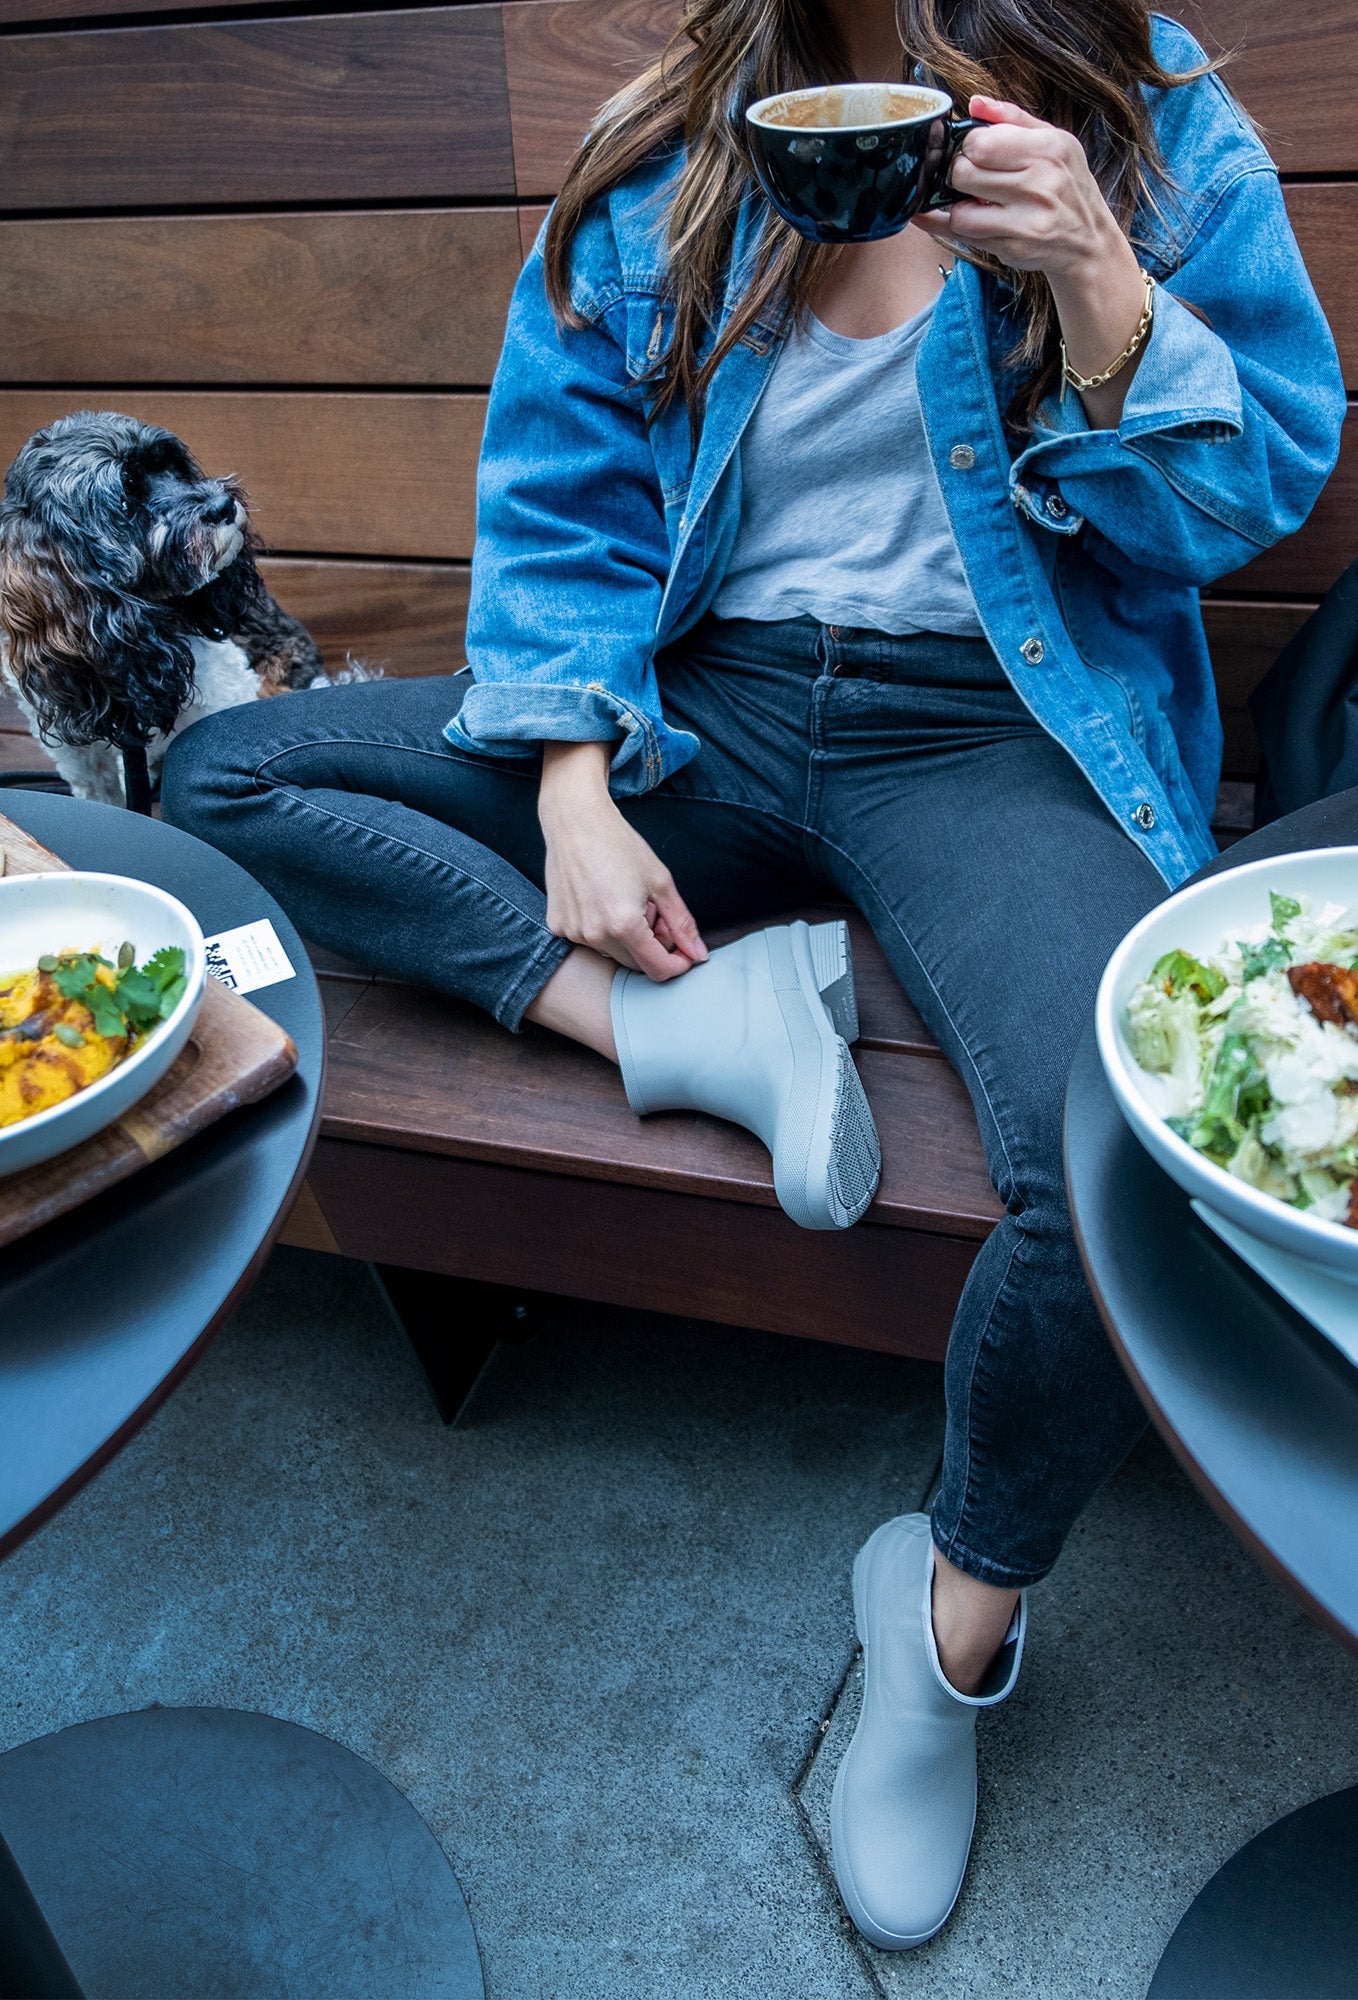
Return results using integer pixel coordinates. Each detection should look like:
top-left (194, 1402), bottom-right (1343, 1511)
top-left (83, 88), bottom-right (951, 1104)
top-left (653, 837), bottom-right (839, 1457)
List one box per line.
top-left (1020, 636), bottom-right (1045, 665)
top-left (1134, 802), bottom-right (1156, 831)
top-left (827, 625), bottom-right (842, 640)
top-left (949, 444), bottom-right (977, 471)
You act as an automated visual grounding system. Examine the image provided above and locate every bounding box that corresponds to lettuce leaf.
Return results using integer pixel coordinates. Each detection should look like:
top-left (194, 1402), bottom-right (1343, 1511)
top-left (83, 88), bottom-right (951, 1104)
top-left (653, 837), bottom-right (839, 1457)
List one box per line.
top-left (1151, 949), bottom-right (1227, 1004)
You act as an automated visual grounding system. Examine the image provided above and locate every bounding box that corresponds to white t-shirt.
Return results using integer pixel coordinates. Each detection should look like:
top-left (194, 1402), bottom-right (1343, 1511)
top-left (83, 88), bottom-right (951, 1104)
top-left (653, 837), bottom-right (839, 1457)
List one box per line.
top-left (712, 299), bottom-right (984, 638)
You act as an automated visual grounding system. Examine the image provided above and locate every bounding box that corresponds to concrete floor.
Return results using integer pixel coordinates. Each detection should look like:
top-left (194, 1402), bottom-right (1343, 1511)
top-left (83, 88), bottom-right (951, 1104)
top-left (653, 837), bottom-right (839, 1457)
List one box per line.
top-left (2, 1246), bottom-right (1355, 2000)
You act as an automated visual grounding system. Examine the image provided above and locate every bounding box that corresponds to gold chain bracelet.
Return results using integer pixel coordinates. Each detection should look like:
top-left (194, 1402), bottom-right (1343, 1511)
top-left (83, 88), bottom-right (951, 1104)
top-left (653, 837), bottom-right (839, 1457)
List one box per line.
top-left (1061, 268), bottom-right (1155, 393)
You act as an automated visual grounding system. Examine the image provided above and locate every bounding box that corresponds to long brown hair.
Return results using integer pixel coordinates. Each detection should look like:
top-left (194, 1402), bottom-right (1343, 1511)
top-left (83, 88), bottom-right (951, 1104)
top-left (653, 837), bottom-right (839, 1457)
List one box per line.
top-left (544, 0), bottom-right (1215, 429)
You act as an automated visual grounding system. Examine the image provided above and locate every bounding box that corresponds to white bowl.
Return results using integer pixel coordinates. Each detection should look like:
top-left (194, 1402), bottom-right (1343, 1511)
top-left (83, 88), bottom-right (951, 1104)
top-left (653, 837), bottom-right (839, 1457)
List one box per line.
top-left (1097, 846), bottom-right (1358, 1280)
top-left (0, 871), bottom-right (206, 1177)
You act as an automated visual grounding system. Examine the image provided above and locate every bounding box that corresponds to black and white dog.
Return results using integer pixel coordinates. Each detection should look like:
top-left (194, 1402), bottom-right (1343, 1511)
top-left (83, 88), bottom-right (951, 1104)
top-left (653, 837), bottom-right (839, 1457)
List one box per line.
top-left (0, 410), bottom-right (361, 804)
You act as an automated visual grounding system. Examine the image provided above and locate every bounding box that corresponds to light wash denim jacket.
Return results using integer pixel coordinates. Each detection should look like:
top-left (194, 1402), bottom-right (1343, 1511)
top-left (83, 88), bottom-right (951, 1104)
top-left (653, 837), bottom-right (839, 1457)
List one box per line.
top-left (453, 15), bottom-right (1345, 886)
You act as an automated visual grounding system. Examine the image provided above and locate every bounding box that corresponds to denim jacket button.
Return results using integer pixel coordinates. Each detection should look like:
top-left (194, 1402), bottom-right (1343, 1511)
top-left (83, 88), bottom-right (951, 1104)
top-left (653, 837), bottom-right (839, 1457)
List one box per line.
top-left (1020, 636), bottom-right (1045, 665)
top-left (949, 444), bottom-right (977, 471)
top-left (1046, 493), bottom-right (1068, 519)
top-left (1134, 802), bottom-right (1156, 831)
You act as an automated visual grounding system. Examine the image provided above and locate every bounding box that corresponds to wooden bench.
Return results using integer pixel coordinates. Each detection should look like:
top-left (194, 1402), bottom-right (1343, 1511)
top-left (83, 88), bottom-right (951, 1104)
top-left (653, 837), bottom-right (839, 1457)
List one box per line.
top-left (0, 0), bottom-right (1352, 1369)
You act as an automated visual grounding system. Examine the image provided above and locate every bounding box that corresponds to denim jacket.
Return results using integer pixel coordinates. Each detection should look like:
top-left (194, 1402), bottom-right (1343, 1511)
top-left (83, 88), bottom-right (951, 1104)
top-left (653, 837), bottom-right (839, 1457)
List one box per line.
top-left (453, 15), bottom-right (1345, 886)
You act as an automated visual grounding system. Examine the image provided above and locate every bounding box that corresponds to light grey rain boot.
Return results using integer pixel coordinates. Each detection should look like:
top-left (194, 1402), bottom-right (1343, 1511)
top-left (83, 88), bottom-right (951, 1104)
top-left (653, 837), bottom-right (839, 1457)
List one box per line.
top-left (830, 1513), bottom-right (1026, 1950)
top-left (609, 918), bottom-right (880, 1230)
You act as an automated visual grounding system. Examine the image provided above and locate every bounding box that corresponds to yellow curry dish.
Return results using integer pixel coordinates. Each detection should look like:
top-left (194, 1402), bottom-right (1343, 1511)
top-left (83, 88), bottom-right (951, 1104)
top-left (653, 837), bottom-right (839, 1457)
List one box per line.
top-left (0, 943), bottom-right (187, 1131)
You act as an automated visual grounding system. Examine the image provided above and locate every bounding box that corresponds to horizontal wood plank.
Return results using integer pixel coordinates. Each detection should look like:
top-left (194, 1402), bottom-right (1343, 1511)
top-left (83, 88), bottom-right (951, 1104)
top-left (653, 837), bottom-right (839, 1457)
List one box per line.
top-left (0, 0), bottom-right (1352, 219)
top-left (0, 392), bottom-right (485, 560)
top-left (1287, 186), bottom-right (1358, 389)
top-left (321, 975), bottom-right (1002, 1234)
top-left (0, 9), bottom-right (513, 211)
top-left (307, 1137), bottom-right (970, 1358)
top-left (1176, 0), bottom-right (1358, 173)
top-left (1225, 405), bottom-right (1354, 599)
top-left (1204, 598), bottom-right (1313, 777)
top-left (506, 0), bottom-right (671, 197)
top-left (4, 377), bottom-right (1337, 590)
top-left (261, 559), bottom-right (471, 679)
top-left (0, 380), bottom-right (1342, 595)
top-left (0, 211), bottom-right (522, 387)
top-left (0, 0), bottom-right (312, 17)
top-left (311, 900), bottom-right (936, 1052)
top-left (518, 203), bottom-right (550, 262)
top-left (504, 0), bottom-right (1358, 193)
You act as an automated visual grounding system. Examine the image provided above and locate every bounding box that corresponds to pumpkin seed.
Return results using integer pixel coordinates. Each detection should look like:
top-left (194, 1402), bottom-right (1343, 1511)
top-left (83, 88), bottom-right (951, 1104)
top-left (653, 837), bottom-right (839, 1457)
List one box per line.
top-left (118, 941), bottom-right (135, 970)
top-left (53, 1022), bottom-right (85, 1049)
top-left (37, 955), bottom-right (57, 973)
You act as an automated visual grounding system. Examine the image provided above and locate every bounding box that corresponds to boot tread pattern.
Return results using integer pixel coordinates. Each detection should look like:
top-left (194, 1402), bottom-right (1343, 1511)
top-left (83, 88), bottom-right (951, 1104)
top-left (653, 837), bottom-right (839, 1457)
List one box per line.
top-left (829, 1042), bottom-right (881, 1222)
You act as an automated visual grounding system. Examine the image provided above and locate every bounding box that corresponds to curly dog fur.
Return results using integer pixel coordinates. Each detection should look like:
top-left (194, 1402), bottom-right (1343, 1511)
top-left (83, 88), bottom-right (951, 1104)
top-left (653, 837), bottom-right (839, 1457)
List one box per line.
top-left (0, 410), bottom-right (362, 804)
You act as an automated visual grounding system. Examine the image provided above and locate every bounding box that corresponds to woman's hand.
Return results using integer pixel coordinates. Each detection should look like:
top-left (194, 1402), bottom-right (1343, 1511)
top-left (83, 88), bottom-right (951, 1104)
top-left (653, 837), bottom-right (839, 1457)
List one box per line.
top-left (914, 95), bottom-right (1150, 426)
top-left (537, 740), bottom-right (708, 980)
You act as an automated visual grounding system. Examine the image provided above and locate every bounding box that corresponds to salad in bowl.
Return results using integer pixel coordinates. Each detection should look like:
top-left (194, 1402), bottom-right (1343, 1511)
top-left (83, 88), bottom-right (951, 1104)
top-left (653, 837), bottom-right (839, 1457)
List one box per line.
top-left (0, 871), bottom-right (206, 1177)
top-left (1097, 848), bottom-right (1358, 1279)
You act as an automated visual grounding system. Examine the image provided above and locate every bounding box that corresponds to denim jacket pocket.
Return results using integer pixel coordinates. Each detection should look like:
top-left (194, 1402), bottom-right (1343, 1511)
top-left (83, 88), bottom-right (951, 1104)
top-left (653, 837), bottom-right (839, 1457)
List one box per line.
top-left (619, 293), bottom-right (672, 382)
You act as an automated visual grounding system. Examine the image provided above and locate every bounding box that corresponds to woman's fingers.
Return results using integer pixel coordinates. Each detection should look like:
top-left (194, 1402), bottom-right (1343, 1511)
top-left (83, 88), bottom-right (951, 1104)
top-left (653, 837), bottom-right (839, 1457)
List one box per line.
top-left (652, 877), bottom-right (709, 963)
top-left (968, 93), bottom-right (1045, 130)
top-left (541, 803), bottom-right (706, 983)
top-left (932, 202), bottom-right (1022, 242)
top-left (621, 912), bottom-right (692, 981)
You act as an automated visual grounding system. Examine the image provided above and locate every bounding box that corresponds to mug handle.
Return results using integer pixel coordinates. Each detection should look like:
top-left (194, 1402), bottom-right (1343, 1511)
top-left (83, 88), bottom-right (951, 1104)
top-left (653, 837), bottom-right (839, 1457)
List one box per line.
top-left (923, 114), bottom-right (982, 212)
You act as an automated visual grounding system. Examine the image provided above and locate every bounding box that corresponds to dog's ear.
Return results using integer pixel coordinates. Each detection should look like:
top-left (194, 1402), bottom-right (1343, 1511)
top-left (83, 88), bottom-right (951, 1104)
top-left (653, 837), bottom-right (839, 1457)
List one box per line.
top-left (0, 517), bottom-right (195, 747)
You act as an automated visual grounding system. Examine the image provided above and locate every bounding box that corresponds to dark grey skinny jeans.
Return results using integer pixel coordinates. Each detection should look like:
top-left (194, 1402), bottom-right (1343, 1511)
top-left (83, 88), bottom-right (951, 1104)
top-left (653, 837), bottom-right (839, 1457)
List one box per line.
top-left (162, 615), bottom-right (1161, 1587)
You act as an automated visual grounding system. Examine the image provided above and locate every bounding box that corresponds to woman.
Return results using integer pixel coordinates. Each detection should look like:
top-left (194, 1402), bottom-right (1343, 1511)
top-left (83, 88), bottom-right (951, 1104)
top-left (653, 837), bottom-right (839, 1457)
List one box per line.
top-left (162, 0), bottom-right (1344, 1948)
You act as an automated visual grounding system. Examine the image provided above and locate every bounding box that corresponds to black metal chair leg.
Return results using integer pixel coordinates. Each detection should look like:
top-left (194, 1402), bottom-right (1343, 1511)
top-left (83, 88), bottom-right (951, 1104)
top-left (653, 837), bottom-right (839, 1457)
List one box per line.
top-left (119, 743), bottom-right (154, 817)
top-left (368, 1266), bottom-right (535, 1424)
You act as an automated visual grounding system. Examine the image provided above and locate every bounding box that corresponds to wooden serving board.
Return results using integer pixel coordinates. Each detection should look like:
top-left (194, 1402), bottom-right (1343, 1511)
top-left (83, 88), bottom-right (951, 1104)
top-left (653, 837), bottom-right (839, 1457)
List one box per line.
top-left (0, 811), bottom-right (298, 1249)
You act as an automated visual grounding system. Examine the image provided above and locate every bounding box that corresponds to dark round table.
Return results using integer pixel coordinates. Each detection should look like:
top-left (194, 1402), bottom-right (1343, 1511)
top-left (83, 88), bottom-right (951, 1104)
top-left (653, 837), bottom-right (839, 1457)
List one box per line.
top-left (1065, 788), bottom-right (1358, 2000)
top-left (0, 792), bottom-right (325, 1559)
top-left (0, 794), bottom-right (482, 2000)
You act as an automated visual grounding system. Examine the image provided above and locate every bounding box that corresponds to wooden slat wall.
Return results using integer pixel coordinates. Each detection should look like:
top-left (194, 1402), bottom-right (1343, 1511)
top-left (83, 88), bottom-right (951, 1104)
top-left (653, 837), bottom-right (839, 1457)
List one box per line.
top-left (0, 10), bottom-right (514, 208)
top-left (0, 0), bottom-right (1352, 789)
top-left (0, 212), bottom-right (523, 386)
top-left (0, 393), bottom-right (484, 560)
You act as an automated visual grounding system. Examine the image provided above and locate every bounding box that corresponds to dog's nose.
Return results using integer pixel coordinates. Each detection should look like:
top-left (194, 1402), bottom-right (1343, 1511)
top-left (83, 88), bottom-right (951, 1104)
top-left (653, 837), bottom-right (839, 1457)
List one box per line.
top-left (202, 493), bottom-right (237, 525)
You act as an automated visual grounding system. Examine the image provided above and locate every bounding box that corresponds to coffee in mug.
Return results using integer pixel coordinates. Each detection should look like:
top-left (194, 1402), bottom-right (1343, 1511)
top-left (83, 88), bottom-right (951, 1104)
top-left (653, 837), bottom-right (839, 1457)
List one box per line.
top-left (746, 82), bottom-right (978, 244)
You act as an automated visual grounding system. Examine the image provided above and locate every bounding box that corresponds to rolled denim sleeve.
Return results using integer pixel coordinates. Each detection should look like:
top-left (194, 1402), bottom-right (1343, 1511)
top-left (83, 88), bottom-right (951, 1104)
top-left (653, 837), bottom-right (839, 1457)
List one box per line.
top-left (450, 224), bottom-right (699, 796)
top-left (1009, 163), bottom-right (1346, 586)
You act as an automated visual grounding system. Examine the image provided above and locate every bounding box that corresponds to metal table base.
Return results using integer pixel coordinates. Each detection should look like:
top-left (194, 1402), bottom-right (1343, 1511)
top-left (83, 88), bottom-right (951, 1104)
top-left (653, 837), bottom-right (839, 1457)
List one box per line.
top-left (0, 1709), bottom-right (483, 2000)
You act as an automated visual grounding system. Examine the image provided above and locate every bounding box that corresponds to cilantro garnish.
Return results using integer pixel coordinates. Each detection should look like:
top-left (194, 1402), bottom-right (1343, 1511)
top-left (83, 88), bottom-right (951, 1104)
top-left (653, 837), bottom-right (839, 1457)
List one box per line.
top-left (49, 943), bottom-right (187, 1039)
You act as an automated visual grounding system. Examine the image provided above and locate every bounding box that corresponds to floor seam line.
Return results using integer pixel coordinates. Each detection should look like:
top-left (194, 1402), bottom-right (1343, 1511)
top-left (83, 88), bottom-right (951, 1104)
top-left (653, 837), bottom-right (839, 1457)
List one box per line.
top-left (788, 1640), bottom-right (890, 1999)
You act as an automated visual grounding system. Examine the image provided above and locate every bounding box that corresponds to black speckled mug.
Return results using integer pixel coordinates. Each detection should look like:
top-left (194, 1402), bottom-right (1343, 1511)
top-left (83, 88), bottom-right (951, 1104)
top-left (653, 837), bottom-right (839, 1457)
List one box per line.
top-left (746, 82), bottom-right (979, 245)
